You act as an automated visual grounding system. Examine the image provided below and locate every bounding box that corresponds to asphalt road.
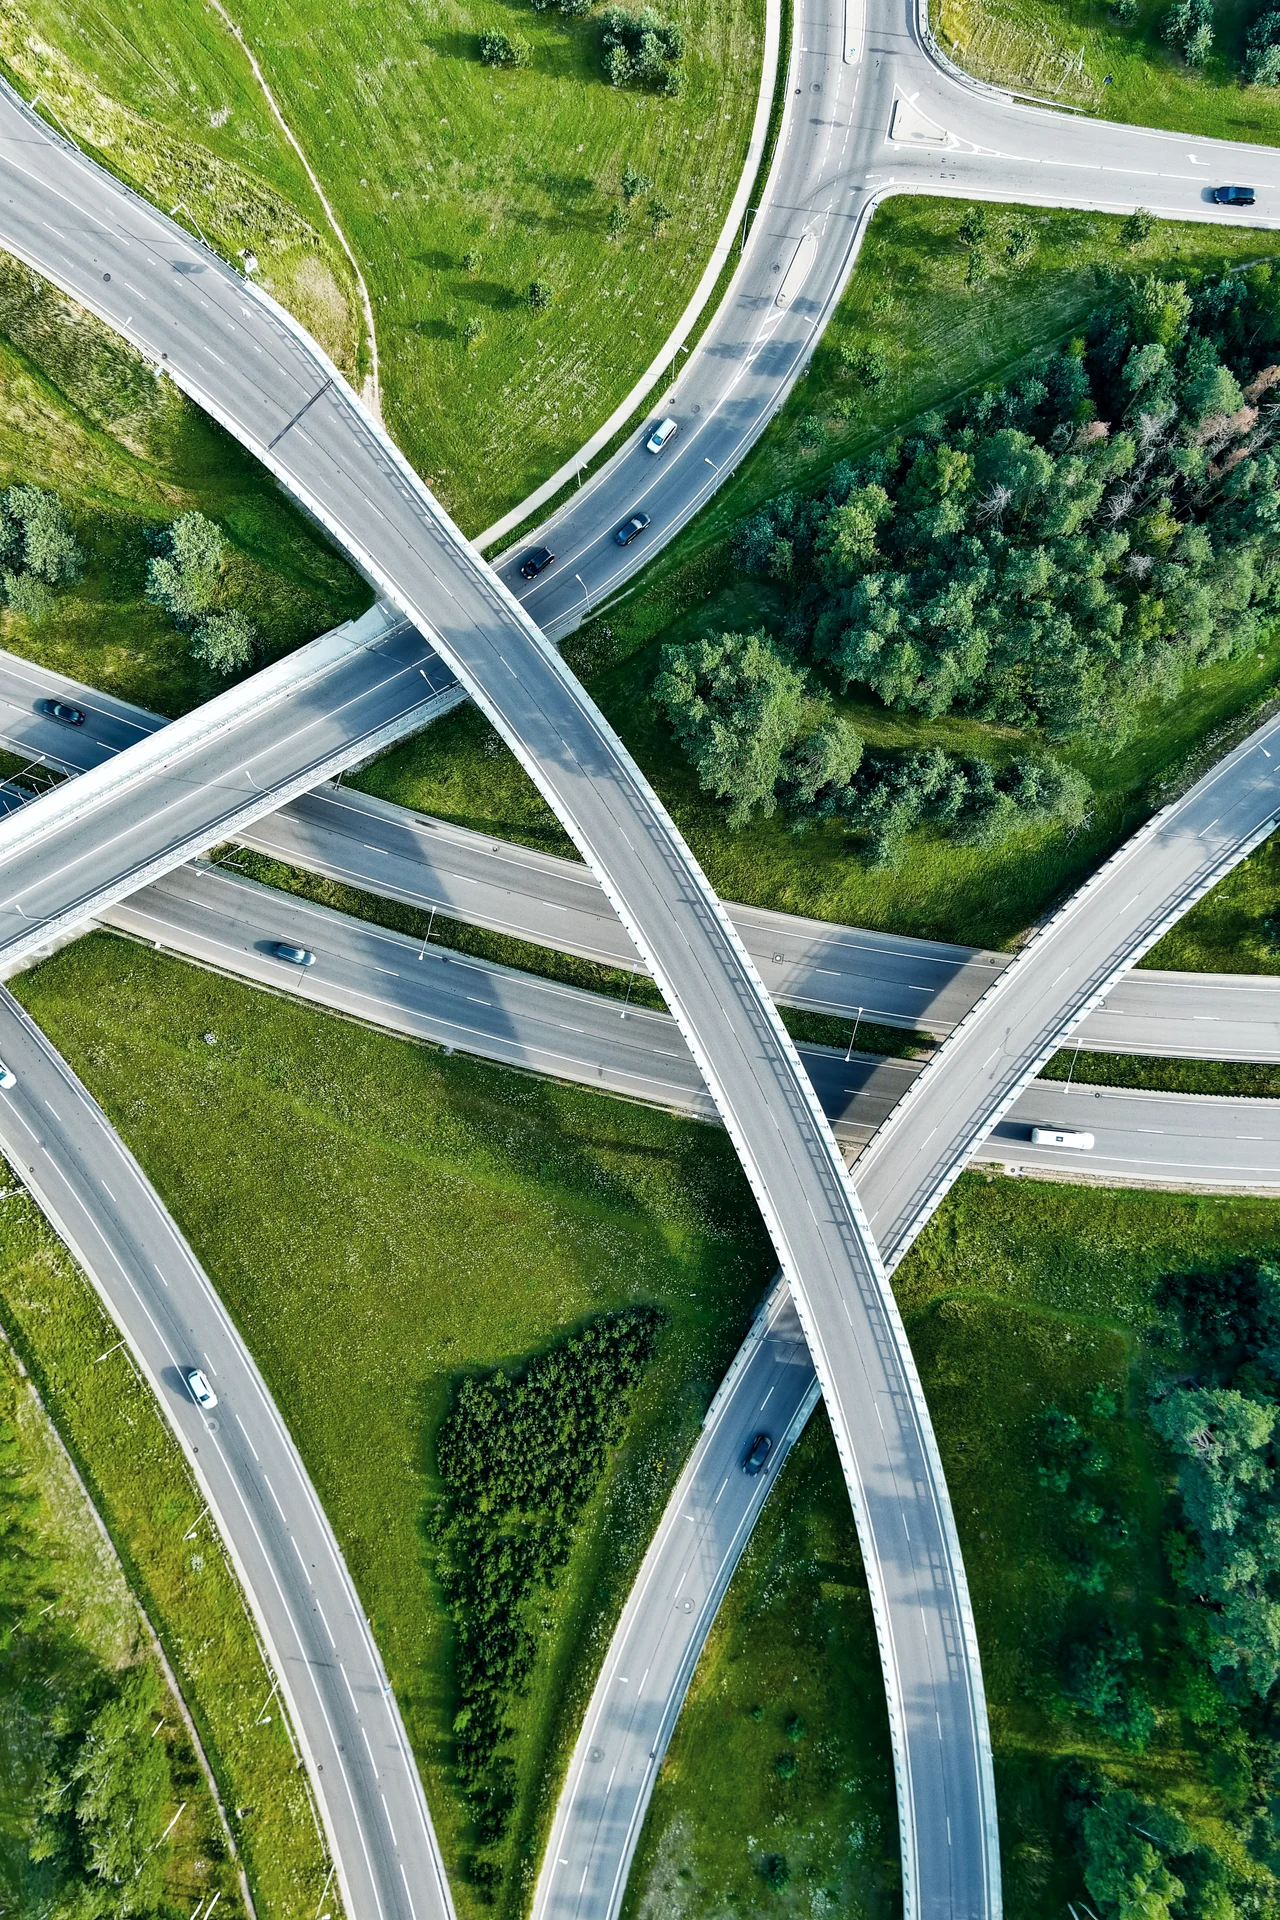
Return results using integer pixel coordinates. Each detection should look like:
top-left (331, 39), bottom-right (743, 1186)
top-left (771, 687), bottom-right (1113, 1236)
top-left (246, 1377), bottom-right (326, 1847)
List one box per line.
top-left (1, 649), bottom-right (1274, 1066)
top-left (0, 82), bottom-right (1001, 1917)
top-left (99, 861), bottom-right (1280, 1190)
top-left (497, 0), bottom-right (1280, 638)
top-left (0, 987), bottom-right (454, 1920)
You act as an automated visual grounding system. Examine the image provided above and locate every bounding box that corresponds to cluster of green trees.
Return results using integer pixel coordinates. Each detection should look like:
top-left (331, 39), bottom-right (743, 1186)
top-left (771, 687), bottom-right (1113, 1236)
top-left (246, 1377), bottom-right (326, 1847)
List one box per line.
top-left (1155, 0), bottom-right (1280, 79)
top-left (432, 1307), bottom-right (665, 1900)
top-left (1151, 1258), bottom-right (1280, 1697)
top-left (479, 28), bottom-right (532, 67)
top-left (1052, 1257), bottom-right (1280, 1918)
top-left (0, 1392), bottom-right (179, 1915)
top-left (0, 484), bottom-right (83, 625)
top-left (146, 510), bottom-right (259, 675)
top-left (600, 7), bottom-right (684, 92)
top-left (652, 627), bottom-right (1086, 859)
top-left (733, 268), bottom-right (1280, 746)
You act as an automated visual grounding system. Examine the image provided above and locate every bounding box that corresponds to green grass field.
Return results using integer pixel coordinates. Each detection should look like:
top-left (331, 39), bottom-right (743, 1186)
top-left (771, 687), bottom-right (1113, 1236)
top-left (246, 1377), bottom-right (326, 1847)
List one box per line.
top-left (628, 1177), bottom-right (1280, 1920)
top-left (0, 1330), bottom-right (249, 1919)
top-left (1144, 828), bottom-right (1280, 974)
top-left (357, 201), bottom-right (1280, 948)
top-left (17, 0), bottom-right (765, 533)
top-left (12, 931), bottom-right (777, 1920)
top-left (0, 1164), bottom-right (331, 1918)
top-left (934, 0), bottom-right (1280, 144)
top-left (0, 250), bottom-right (369, 714)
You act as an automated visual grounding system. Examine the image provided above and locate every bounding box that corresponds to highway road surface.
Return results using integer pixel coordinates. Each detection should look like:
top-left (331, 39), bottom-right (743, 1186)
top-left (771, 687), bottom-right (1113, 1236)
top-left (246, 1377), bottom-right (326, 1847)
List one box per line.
top-left (0, 649), bottom-right (1274, 1066)
top-left (0, 80), bottom-right (1000, 1919)
top-left (98, 861), bottom-right (1280, 1190)
top-left (0, 987), bottom-right (455, 1920)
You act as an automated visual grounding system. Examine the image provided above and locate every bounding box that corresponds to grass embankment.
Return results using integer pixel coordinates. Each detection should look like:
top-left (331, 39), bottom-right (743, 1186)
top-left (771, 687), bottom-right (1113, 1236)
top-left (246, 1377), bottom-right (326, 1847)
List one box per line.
top-left (12, 932), bottom-right (778, 1920)
top-left (1, 0), bottom-right (363, 367)
top-left (21, 0), bottom-right (765, 534)
top-left (0, 1328), bottom-right (248, 1918)
top-left (627, 1178), bottom-right (1280, 1919)
top-left (1144, 830), bottom-right (1280, 974)
top-left (0, 1160), bottom-right (332, 1917)
top-left (0, 251), bottom-right (368, 714)
top-left (356, 202), bottom-right (1280, 949)
top-left (933, 0), bottom-right (1280, 145)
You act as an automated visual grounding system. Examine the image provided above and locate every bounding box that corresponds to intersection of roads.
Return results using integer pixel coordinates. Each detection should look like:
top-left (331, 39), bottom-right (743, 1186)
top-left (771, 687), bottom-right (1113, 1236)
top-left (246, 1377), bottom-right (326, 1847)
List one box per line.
top-left (0, 1), bottom-right (1277, 1913)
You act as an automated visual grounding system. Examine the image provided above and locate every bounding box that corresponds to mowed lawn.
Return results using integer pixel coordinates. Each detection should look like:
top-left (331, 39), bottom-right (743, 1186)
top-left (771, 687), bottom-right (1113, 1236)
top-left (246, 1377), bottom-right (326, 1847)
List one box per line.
top-left (18, 0), bottom-right (764, 532)
top-left (12, 934), bottom-right (776, 1919)
top-left (627, 1178), bottom-right (1280, 1920)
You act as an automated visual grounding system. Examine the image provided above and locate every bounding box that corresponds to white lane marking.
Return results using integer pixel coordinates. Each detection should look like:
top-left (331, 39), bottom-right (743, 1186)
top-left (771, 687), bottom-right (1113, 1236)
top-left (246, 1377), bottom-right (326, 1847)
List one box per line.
top-left (233, 1411), bottom-right (260, 1461)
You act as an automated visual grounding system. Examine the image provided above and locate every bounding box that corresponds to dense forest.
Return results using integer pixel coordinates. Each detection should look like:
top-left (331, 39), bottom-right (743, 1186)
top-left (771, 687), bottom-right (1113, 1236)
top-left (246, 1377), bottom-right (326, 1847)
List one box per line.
top-left (432, 1308), bottom-right (665, 1901)
top-left (656, 267), bottom-right (1280, 853)
top-left (1053, 1257), bottom-right (1280, 1917)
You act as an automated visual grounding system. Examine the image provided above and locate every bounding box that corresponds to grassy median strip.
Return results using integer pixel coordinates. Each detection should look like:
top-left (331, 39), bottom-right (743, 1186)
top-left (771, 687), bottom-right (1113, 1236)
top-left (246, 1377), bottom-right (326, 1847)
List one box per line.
top-left (628, 1177), bottom-right (1280, 1919)
top-left (0, 1150), bottom-right (333, 1918)
top-left (13, 931), bottom-right (777, 1920)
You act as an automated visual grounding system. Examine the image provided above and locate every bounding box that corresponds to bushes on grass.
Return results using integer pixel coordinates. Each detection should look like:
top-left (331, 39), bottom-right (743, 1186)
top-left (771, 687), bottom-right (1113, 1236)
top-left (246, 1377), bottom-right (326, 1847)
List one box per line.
top-left (433, 1307), bottom-right (665, 1893)
top-left (600, 7), bottom-right (685, 93)
top-left (479, 28), bottom-right (530, 66)
top-left (732, 267), bottom-right (1280, 747)
top-left (146, 510), bottom-right (260, 676)
top-left (1161, 0), bottom-right (1214, 64)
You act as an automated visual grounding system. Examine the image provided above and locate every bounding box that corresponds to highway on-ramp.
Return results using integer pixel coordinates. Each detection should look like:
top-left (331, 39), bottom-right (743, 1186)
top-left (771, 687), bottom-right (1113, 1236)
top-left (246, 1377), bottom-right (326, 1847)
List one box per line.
top-left (0, 78), bottom-right (999, 1920)
top-left (0, 986), bottom-right (455, 1920)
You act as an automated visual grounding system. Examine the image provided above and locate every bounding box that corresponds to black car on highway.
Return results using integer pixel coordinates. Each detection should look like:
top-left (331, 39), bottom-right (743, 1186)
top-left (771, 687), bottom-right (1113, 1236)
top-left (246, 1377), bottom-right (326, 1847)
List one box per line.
top-left (1214, 185), bottom-right (1256, 205)
top-left (743, 1431), bottom-right (773, 1475)
top-left (519, 546), bottom-right (555, 580)
top-left (614, 512), bottom-right (651, 547)
top-left (42, 698), bottom-right (85, 727)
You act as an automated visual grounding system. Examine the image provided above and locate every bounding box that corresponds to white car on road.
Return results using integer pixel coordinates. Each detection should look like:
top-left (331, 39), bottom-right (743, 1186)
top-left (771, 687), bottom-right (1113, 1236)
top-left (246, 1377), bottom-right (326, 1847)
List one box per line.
top-left (184, 1366), bottom-right (218, 1410)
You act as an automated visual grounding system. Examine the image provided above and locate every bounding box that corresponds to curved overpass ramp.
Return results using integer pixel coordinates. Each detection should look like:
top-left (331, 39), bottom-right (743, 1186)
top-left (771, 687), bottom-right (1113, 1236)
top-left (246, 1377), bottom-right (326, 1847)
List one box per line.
top-left (0, 83), bottom-right (998, 1920)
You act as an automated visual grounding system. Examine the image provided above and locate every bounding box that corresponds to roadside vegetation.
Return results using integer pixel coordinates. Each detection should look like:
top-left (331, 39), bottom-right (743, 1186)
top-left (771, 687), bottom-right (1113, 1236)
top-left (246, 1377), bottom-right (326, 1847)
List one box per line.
top-left (628, 1177), bottom-right (1280, 1920)
top-left (357, 203), bottom-right (1280, 950)
top-left (12, 931), bottom-right (777, 1920)
top-left (933, 0), bottom-right (1280, 144)
top-left (0, 1168), bottom-right (330, 1918)
top-left (0, 1327), bottom-right (248, 1919)
top-left (0, 251), bottom-right (368, 714)
top-left (1144, 828), bottom-right (1280, 972)
top-left (19, 0), bottom-right (764, 531)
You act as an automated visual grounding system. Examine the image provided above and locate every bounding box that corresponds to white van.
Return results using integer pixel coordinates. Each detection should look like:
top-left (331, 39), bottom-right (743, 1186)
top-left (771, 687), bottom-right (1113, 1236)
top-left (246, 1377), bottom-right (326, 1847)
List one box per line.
top-left (1031, 1126), bottom-right (1095, 1151)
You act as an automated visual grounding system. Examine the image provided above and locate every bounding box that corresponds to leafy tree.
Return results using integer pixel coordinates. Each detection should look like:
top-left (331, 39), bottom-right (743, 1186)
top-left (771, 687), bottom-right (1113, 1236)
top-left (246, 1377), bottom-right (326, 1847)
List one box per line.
top-left (1080, 1789), bottom-right (1190, 1919)
top-left (1247, 10), bottom-right (1280, 80)
top-left (606, 204), bottom-right (629, 240)
top-left (1064, 1624), bottom-right (1157, 1749)
top-left (0, 485), bottom-right (83, 586)
top-left (601, 7), bottom-right (685, 90)
top-left (775, 1751), bottom-right (798, 1779)
top-left (3, 573), bottom-right (54, 624)
top-left (647, 197), bottom-right (672, 235)
top-left (463, 248), bottom-right (482, 273)
top-left (839, 340), bottom-right (889, 387)
top-left (958, 205), bottom-right (992, 249)
top-left (653, 630), bottom-right (817, 827)
top-left (190, 609), bottom-right (257, 675)
top-left (1162, 0), bottom-right (1213, 62)
top-left (528, 278), bottom-right (553, 312)
top-left (463, 316), bottom-right (483, 348)
top-left (146, 510), bottom-right (226, 626)
top-left (32, 1666), bottom-right (174, 1914)
top-left (620, 164), bottom-right (654, 201)
top-left (1005, 217), bottom-right (1037, 264)
top-left (784, 1713), bottom-right (808, 1741)
top-left (760, 1855), bottom-right (790, 1890)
